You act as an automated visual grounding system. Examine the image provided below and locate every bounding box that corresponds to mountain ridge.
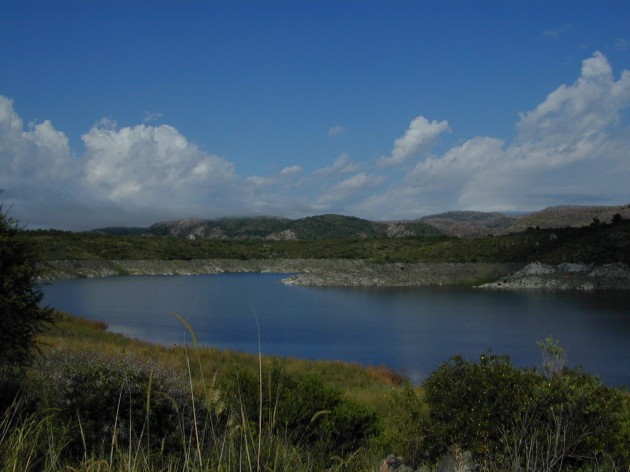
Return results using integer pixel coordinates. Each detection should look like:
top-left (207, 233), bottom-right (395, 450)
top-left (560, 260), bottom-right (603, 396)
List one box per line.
top-left (89, 204), bottom-right (630, 240)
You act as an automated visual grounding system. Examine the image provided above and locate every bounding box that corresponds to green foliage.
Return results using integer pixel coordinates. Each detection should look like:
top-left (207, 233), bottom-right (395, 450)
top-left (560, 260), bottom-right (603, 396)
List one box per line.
top-left (423, 353), bottom-right (534, 459)
top-left (218, 363), bottom-right (378, 460)
top-left (0, 203), bottom-right (54, 411)
top-left (421, 350), bottom-right (630, 470)
top-left (376, 383), bottom-right (427, 468)
top-left (24, 217), bottom-right (630, 266)
top-left (36, 345), bottom-right (204, 457)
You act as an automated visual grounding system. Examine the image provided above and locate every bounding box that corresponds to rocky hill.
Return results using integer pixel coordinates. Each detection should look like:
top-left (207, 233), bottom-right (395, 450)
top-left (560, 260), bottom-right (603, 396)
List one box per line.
top-left (418, 211), bottom-right (517, 238)
top-left (93, 214), bottom-right (443, 240)
top-left (90, 204), bottom-right (630, 240)
top-left (506, 204), bottom-right (630, 232)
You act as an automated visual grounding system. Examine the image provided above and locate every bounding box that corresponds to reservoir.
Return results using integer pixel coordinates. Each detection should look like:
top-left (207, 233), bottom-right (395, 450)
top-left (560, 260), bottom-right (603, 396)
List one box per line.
top-left (42, 273), bottom-right (630, 386)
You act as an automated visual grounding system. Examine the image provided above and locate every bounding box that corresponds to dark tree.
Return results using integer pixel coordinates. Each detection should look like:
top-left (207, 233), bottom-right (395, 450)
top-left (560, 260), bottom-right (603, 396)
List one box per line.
top-left (0, 203), bottom-right (53, 376)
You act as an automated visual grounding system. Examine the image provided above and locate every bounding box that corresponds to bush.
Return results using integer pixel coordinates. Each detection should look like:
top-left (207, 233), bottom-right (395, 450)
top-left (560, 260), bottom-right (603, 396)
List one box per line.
top-left (35, 345), bottom-right (205, 457)
top-left (0, 202), bottom-right (54, 412)
top-left (421, 350), bottom-right (630, 470)
top-left (377, 382), bottom-right (427, 468)
top-left (219, 363), bottom-right (378, 460)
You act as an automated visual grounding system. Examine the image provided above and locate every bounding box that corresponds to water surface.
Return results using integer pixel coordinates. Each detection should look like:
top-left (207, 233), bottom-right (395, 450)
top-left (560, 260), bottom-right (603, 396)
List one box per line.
top-left (42, 273), bottom-right (630, 385)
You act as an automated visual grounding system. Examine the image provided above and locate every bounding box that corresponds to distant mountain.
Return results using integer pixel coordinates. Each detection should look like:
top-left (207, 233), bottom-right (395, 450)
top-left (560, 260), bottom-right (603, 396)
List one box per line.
top-left (418, 205), bottom-right (630, 237)
top-left (88, 204), bottom-right (630, 240)
top-left (145, 214), bottom-right (442, 240)
top-left (91, 214), bottom-right (442, 240)
top-left (506, 204), bottom-right (630, 232)
top-left (419, 211), bottom-right (517, 238)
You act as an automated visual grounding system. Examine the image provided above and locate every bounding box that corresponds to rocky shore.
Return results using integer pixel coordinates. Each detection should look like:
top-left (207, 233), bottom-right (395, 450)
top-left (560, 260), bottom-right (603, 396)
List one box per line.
top-left (480, 262), bottom-right (630, 290)
top-left (38, 259), bottom-right (520, 287)
top-left (37, 259), bottom-right (630, 289)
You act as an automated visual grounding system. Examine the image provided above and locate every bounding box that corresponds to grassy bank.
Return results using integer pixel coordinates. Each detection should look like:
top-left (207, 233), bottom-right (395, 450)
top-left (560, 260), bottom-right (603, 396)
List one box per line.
top-left (2, 312), bottom-right (629, 471)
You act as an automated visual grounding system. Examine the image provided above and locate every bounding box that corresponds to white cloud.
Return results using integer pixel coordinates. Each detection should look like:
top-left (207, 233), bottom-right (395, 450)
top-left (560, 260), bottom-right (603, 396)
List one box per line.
top-left (314, 153), bottom-right (361, 177)
top-left (355, 51), bottom-right (630, 217)
top-left (1, 52), bottom-right (629, 228)
top-left (143, 111), bottom-right (163, 123)
top-left (316, 172), bottom-right (383, 206)
top-left (377, 116), bottom-right (450, 168)
top-left (543, 23), bottom-right (573, 38)
top-left (615, 37), bottom-right (629, 51)
top-left (82, 122), bottom-right (236, 205)
top-left (247, 165), bottom-right (303, 186)
top-left (0, 97), bottom-right (72, 181)
top-left (328, 125), bottom-right (345, 136)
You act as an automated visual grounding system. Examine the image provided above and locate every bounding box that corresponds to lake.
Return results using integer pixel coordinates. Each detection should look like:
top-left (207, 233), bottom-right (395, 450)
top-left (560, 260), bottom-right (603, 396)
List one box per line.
top-left (42, 273), bottom-right (630, 386)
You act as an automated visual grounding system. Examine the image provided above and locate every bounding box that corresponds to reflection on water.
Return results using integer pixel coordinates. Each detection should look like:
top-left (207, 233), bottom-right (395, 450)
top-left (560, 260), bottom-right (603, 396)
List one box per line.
top-left (42, 273), bottom-right (630, 386)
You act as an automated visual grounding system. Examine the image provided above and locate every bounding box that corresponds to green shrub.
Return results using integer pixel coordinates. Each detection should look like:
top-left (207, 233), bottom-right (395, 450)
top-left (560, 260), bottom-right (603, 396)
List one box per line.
top-left (35, 345), bottom-right (205, 457)
top-left (0, 204), bottom-right (54, 410)
top-left (421, 350), bottom-right (630, 470)
top-left (219, 363), bottom-right (378, 460)
top-left (377, 383), bottom-right (427, 468)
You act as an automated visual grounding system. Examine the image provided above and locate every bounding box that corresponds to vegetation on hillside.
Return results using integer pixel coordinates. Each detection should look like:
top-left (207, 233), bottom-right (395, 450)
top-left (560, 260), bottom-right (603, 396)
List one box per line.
top-left (98, 214), bottom-right (443, 240)
top-left (25, 216), bottom-right (630, 265)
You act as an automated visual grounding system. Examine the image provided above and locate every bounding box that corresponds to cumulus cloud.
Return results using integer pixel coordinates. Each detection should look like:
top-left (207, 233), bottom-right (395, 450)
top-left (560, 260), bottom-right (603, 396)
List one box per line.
top-left (356, 51), bottom-right (630, 217)
top-left (1, 51), bottom-right (629, 228)
top-left (377, 116), bottom-right (450, 168)
top-left (82, 122), bottom-right (236, 204)
top-left (0, 97), bottom-right (243, 228)
top-left (0, 97), bottom-right (72, 182)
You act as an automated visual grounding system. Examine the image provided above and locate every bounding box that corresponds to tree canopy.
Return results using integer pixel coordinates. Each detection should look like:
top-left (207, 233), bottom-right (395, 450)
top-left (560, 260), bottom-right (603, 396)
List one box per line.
top-left (0, 203), bottom-right (53, 376)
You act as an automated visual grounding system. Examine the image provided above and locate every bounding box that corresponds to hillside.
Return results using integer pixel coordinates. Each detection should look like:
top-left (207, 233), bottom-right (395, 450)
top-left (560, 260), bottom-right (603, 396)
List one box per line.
top-left (507, 204), bottom-right (630, 232)
top-left (90, 205), bottom-right (630, 240)
top-left (93, 214), bottom-right (443, 240)
top-left (419, 211), bottom-right (517, 238)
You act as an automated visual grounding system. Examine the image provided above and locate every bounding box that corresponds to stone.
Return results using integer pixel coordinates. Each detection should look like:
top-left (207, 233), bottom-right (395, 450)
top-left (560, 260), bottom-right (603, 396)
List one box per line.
top-left (380, 454), bottom-right (415, 472)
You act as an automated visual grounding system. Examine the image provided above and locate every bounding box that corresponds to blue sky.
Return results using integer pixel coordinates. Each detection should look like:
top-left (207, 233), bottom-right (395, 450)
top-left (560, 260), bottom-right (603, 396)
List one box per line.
top-left (1, 1), bottom-right (630, 230)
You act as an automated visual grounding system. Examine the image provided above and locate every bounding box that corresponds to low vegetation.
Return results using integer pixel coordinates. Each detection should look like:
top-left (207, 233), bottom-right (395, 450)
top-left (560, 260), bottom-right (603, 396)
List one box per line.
top-left (1, 314), bottom-right (629, 471)
top-left (23, 216), bottom-right (630, 265)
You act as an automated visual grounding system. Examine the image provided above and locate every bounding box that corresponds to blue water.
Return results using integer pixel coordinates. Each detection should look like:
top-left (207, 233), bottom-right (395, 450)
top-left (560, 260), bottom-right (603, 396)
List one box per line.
top-left (42, 273), bottom-right (630, 386)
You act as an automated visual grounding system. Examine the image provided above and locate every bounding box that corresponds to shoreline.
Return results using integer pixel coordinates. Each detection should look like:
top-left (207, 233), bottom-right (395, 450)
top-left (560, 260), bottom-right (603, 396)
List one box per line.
top-left (37, 259), bottom-right (630, 289)
top-left (38, 259), bottom-right (519, 286)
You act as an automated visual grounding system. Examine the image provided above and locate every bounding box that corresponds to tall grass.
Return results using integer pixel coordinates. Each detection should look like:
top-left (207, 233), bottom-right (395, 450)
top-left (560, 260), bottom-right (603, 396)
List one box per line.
top-left (0, 311), bottom-right (389, 471)
top-left (8, 312), bottom-right (626, 471)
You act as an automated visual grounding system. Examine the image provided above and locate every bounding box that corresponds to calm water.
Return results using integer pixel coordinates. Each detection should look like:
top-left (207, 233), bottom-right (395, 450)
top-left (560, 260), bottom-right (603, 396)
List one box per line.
top-left (42, 273), bottom-right (630, 386)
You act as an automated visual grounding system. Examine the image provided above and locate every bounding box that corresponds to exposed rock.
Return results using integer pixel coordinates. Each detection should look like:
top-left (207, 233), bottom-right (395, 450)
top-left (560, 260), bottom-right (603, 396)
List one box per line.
top-left (386, 222), bottom-right (414, 238)
top-left (282, 262), bottom-right (520, 287)
top-left (380, 455), bottom-right (414, 472)
top-left (38, 259), bottom-right (630, 290)
top-left (38, 259), bottom-right (519, 287)
top-left (266, 229), bottom-right (298, 240)
top-left (421, 211), bottom-right (516, 238)
top-left (480, 262), bottom-right (630, 290)
top-left (435, 447), bottom-right (473, 472)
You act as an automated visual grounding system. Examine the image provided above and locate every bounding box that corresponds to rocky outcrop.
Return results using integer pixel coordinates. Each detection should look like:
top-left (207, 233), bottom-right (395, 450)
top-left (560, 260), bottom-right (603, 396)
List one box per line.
top-left (480, 262), bottom-right (630, 290)
top-left (281, 262), bottom-right (520, 287)
top-left (38, 259), bottom-right (519, 287)
top-left (38, 259), bottom-right (630, 289)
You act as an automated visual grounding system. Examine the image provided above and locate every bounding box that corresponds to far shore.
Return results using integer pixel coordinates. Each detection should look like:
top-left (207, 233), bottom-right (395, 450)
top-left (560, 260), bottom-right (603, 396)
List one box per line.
top-left (37, 259), bottom-right (630, 289)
